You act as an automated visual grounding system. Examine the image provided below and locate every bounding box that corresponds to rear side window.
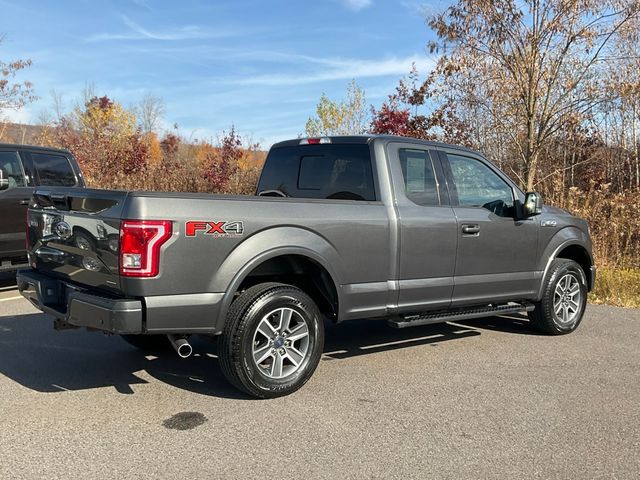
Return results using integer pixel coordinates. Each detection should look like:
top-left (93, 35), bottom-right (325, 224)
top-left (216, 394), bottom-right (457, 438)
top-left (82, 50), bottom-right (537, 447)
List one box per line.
top-left (258, 144), bottom-right (375, 201)
top-left (31, 153), bottom-right (76, 187)
top-left (399, 149), bottom-right (439, 206)
top-left (0, 151), bottom-right (26, 188)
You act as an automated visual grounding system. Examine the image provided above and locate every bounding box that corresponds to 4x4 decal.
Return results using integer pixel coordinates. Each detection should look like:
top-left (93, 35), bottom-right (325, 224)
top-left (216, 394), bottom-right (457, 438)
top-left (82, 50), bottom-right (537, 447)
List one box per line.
top-left (185, 221), bottom-right (244, 237)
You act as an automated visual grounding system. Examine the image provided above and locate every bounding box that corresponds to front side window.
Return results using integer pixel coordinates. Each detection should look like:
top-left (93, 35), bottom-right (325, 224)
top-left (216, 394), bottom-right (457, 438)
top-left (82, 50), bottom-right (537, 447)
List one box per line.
top-left (399, 148), bottom-right (439, 206)
top-left (447, 154), bottom-right (514, 217)
top-left (0, 151), bottom-right (26, 188)
top-left (31, 153), bottom-right (76, 187)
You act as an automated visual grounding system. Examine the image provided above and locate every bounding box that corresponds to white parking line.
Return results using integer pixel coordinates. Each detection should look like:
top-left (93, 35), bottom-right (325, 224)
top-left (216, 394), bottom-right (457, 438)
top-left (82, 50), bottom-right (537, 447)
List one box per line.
top-left (0, 295), bottom-right (22, 302)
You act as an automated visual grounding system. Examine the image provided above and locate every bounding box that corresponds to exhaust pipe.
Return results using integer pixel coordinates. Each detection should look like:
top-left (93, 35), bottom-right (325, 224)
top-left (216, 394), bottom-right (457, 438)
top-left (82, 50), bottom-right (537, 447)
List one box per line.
top-left (167, 335), bottom-right (192, 358)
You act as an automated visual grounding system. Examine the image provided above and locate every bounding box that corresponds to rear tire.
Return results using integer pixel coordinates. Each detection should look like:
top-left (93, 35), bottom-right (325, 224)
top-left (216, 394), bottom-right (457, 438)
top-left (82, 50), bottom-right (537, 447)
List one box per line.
top-left (121, 334), bottom-right (170, 352)
top-left (528, 259), bottom-right (588, 335)
top-left (218, 282), bottom-right (324, 398)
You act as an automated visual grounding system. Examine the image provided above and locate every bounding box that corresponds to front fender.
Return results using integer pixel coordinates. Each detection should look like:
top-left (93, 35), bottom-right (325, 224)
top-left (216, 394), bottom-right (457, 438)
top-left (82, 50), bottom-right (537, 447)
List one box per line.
top-left (536, 226), bottom-right (593, 298)
top-left (209, 226), bottom-right (343, 330)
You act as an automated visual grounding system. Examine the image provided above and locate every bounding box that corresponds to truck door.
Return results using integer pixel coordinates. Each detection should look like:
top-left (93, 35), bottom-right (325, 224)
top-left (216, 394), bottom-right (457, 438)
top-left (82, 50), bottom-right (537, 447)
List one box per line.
top-left (438, 150), bottom-right (539, 305)
top-left (0, 149), bottom-right (33, 261)
top-left (386, 142), bottom-right (458, 312)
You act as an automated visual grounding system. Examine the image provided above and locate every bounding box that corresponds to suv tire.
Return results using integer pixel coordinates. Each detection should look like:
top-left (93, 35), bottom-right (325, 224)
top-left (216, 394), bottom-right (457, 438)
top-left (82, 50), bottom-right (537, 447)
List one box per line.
top-left (218, 282), bottom-right (324, 398)
top-left (529, 259), bottom-right (588, 335)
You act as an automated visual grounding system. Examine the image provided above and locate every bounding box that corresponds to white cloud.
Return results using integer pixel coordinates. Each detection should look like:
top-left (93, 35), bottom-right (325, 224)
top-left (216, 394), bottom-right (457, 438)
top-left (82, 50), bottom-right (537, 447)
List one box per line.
top-left (342, 0), bottom-right (373, 11)
top-left (85, 15), bottom-right (232, 42)
top-left (234, 54), bottom-right (433, 86)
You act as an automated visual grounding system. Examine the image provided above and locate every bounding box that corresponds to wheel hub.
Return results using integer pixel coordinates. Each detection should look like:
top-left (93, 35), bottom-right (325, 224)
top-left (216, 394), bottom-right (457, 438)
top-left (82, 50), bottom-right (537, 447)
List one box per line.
top-left (553, 273), bottom-right (582, 325)
top-left (252, 307), bottom-right (311, 379)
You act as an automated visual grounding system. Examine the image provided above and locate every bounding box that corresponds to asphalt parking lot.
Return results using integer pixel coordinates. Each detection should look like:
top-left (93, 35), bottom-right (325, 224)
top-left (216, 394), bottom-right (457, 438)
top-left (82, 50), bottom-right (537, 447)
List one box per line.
top-left (0, 274), bottom-right (638, 479)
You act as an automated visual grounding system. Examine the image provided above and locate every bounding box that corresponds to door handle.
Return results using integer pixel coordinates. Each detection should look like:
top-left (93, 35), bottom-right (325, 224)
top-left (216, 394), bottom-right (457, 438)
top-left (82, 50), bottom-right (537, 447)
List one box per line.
top-left (461, 224), bottom-right (480, 235)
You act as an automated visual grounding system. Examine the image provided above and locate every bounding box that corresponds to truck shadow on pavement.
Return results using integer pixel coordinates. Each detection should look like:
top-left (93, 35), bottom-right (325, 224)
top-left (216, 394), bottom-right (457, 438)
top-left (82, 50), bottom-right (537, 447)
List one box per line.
top-left (0, 311), bottom-right (538, 399)
top-left (0, 272), bottom-right (17, 290)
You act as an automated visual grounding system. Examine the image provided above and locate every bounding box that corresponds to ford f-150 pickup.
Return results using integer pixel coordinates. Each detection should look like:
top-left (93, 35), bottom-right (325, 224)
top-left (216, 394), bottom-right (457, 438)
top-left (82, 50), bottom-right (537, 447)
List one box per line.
top-left (17, 135), bottom-right (595, 398)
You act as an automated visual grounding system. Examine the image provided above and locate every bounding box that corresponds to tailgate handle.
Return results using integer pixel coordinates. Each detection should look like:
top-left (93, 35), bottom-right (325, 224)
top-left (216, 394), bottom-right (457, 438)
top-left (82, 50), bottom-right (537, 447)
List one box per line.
top-left (33, 190), bottom-right (72, 211)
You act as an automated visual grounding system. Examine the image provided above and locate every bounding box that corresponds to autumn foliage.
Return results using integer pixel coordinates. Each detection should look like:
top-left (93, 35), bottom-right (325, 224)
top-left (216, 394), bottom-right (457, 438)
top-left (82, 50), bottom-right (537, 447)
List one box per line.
top-left (42, 96), bottom-right (264, 195)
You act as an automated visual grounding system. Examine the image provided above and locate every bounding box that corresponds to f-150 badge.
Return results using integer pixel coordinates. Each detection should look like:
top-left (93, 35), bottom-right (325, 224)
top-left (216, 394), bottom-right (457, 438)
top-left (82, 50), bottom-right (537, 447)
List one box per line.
top-left (185, 221), bottom-right (244, 237)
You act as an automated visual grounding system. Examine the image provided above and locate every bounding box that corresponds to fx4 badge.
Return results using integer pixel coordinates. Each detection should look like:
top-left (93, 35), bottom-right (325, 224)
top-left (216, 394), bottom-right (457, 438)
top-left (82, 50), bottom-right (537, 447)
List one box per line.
top-left (185, 221), bottom-right (244, 237)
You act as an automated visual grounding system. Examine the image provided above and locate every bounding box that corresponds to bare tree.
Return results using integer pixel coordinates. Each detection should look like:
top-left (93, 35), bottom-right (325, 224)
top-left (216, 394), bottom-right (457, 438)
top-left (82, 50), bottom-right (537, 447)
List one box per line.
top-left (428, 0), bottom-right (640, 190)
top-left (36, 108), bottom-right (52, 126)
top-left (81, 82), bottom-right (96, 105)
top-left (598, 16), bottom-right (640, 190)
top-left (0, 35), bottom-right (36, 114)
top-left (50, 88), bottom-right (65, 121)
top-left (135, 93), bottom-right (165, 134)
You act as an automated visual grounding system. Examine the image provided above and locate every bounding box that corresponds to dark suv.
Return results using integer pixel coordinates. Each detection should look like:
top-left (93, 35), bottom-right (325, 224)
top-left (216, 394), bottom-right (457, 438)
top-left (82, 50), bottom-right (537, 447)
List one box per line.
top-left (0, 144), bottom-right (85, 271)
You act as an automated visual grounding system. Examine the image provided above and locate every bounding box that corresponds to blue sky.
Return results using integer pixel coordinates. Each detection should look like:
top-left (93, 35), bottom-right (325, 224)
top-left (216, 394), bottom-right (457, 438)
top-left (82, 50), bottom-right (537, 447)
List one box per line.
top-left (0, 0), bottom-right (442, 147)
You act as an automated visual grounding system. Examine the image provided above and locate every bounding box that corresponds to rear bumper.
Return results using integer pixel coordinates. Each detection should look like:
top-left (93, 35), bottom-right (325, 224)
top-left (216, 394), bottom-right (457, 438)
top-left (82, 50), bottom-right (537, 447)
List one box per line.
top-left (17, 269), bottom-right (142, 334)
top-left (0, 256), bottom-right (29, 273)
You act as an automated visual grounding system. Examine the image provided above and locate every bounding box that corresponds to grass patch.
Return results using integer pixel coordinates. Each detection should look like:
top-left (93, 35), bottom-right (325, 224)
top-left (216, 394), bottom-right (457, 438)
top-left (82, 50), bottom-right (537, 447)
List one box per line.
top-left (589, 267), bottom-right (640, 308)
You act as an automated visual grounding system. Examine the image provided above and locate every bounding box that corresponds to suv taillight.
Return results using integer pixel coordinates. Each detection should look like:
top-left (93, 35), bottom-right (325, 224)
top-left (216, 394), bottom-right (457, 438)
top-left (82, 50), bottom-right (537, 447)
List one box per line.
top-left (119, 220), bottom-right (172, 277)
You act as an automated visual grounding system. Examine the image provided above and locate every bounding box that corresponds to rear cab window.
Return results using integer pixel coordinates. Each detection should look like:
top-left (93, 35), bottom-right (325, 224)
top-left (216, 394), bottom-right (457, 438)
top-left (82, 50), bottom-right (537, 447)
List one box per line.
top-left (30, 152), bottom-right (77, 187)
top-left (257, 143), bottom-right (376, 201)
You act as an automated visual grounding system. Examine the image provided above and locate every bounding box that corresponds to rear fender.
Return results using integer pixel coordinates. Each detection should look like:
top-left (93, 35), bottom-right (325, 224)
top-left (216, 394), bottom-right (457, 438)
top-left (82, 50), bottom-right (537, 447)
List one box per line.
top-left (210, 227), bottom-right (343, 330)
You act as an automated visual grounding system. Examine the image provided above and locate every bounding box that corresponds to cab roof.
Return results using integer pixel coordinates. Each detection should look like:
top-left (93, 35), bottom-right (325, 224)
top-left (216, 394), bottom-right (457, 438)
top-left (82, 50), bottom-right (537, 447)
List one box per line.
top-left (271, 135), bottom-right (483, 157)
top-left (0, 143), bottom-right (72, 155)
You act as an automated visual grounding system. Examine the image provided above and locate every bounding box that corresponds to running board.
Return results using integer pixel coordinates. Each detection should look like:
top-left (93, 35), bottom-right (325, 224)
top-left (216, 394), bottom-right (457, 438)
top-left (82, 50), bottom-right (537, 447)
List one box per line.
top-left (388, 302), bottom-right (535, 329)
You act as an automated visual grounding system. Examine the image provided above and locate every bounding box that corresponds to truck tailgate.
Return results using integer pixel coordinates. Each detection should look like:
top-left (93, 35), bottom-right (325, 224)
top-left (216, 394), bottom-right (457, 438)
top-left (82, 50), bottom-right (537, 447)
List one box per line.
top-left (26, 188), bottom-right (128, 294)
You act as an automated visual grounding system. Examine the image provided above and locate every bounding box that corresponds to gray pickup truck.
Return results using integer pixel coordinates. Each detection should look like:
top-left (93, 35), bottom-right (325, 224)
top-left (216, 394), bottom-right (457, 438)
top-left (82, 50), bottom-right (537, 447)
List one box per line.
top-left (17, 135), bottom-right (595, 398)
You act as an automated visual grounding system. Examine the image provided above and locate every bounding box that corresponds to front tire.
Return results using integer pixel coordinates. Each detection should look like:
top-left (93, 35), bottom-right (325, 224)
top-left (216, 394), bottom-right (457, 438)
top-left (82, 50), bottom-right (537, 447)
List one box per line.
top-left (528, 259), bottom-right (588, 335)
top-left (218, 282), bottom-right (324, 398)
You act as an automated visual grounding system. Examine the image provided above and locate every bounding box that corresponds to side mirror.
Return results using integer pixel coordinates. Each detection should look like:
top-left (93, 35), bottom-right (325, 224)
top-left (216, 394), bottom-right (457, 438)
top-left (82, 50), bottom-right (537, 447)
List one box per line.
top-left (523, 191), bottom-right (543, 217)
top-left (0, 169), bottom-right (8, 191)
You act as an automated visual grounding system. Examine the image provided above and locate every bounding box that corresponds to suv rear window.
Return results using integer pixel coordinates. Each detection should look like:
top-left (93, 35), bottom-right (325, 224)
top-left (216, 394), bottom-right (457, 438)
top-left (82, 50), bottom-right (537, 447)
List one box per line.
top-left (31, 153), bottom-right (77, 187)
top-left (257, 144), bottom-right (375, 201)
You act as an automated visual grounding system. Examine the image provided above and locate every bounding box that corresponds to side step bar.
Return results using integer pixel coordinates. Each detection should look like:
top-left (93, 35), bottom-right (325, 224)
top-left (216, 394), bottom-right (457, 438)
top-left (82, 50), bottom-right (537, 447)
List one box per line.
top-left (388, 302), bottom-right (535, 329)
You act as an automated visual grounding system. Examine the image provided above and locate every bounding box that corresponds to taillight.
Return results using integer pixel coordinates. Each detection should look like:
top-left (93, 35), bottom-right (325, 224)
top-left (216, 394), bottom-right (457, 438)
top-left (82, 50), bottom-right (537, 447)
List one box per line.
top-left (119, 220), bottom-right (172, 277)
